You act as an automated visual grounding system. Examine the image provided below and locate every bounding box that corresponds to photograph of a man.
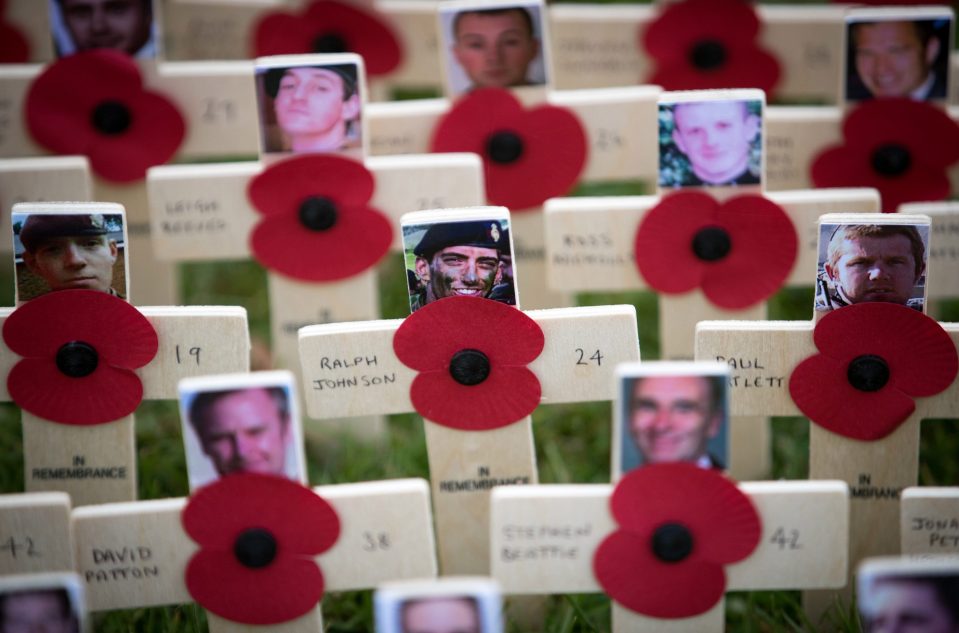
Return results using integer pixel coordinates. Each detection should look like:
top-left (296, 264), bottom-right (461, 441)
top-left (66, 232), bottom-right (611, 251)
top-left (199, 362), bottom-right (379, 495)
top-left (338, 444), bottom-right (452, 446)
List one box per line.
top-left (442, 1), bottom-right (547, 96)
top-left (615, 362), bottom-right (729, 477)
top-left (659, 98), bottom-right (762, 188)
top-left (0, 587), bottom-right (80, 633)
top-left (50, 0), bottom-right (156, 59)
top-left (400, 597), bottom-right (482, 633)
top-left (846, 15), bottom-right (951, 102)
top-left (815, 223), bottom-right (927, 313)
top-left (859, 571), bottom-right (959, 633)
top-left (404, 218), bottom-right (515, 312)
top-left (375, 578), bottom-right (501, 633)
top-left (13, 212), bottom-right (126, 302)
top-left (256, 58), bottom-right (362, 156)
top-left (180, 372), bottom-right (305, 490)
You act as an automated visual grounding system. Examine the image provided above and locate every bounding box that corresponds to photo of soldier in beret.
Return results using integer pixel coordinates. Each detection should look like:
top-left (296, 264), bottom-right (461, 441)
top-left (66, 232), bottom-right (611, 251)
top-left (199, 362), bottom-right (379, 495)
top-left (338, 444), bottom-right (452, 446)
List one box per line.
top-left (402, 217), bottom-right (517, 313)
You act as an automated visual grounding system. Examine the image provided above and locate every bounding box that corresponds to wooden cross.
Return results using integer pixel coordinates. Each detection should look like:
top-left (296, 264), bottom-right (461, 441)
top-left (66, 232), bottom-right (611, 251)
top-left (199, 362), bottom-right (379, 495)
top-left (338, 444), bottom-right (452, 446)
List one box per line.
top-left (297, 255), bottom-right (640, 574)
top-left (542, 87), bottom-right (880, 481)
top-left (3, 202), bottom-right (250, 506)
top-left (900, 201), bottom-right (959, 313)
top-left (695, 213), bottom-right (959, 612)
top-left (0, 492), bottom-right (74, 576)
top-left (71, 476), bottom-right (438, 632)
top-left (490, 478), bottom-right (850, 631)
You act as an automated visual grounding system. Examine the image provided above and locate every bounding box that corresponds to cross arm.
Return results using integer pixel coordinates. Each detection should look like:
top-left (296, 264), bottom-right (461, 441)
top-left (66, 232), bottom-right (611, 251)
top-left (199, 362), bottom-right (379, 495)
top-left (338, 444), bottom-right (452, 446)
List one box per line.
top-left (489, 480), bottom-right (849, 595)
top-left (0, 306), bottom-right (250, 401)
top-left (297, 305), bottom-right (640, 419)
top-left (146, 154), bottom-right (484, 261)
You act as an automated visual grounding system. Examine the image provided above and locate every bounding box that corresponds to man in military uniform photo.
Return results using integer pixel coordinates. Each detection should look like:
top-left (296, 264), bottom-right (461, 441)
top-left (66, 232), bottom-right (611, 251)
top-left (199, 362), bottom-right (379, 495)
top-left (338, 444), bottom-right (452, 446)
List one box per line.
top-left (408, 220), bottom-right (513, 312)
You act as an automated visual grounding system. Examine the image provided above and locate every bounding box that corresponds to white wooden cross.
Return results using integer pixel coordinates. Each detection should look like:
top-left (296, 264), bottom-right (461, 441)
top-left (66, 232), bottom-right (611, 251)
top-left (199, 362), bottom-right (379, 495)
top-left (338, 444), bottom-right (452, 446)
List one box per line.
top-left (900, 201), bottom-right (959, 314)
top-left (3, 202), bottom-right (250, 506)
top-left (695, 215), bottom-right (959, 612)
top-left (490, 478), bottom-right (850, 631)
top-left (542, 87), bottom-right (880, 481)
top-left (297, 266), bottom-right (640, 575)
top-left (70, 476), bottom-right (437, 632)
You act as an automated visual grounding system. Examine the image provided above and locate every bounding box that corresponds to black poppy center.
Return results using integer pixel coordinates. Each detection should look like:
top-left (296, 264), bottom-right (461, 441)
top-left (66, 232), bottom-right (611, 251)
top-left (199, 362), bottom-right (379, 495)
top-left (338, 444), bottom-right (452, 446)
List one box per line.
top-left (689, 40), bottom-right (727, 71)
top-left (870, 144), bottom-right (912, 177)
top-left (847, 354), bottom-right (890, 393)
top-left (691, 226), bottom-right (732, 262)
top-left (486, 131), bottom-right (524, 165)
top-left (651, 522), bottom-right (694, 563)
top-left (233, 528), bottom-right (277, 569)
top-left (55, 341), bottom-right (99, 378)
top-left (298, 196), bottom-right (338, 231)
top-left (449, 349), bottom-right (491, 386)
top-left (312, 32), bottom-right (347, 54)
top-left (90, 101), bottom-right (132, 135)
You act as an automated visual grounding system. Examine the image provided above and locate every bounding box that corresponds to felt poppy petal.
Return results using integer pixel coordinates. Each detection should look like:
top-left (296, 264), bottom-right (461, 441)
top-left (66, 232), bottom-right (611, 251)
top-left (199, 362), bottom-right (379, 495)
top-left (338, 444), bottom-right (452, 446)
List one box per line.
top-left (594, 530), bottom-right (728, 618)
top-left (3, 290), bottom-right (158, 367)
top-left (183, 474), bottom-right (340, 555)
top-left (248, 155), bottom-right (374, 218)
top-left (186, 549), bottom-right (323, 625)
top-left (642, 0), bottom-right (760, 60)
top-left (8, 359), bottom-right (143, 425)
top-left (393, 296), bottom-right (545, 370)
top-left (85, 91), bottom-right (186, 182)
top-left (789, 354), bottom-right (915, 440)
top-left (610, 463), bottom-right (761, 563)
top-left (485, 104), bottom-right (587, 210)
top-left (252, 13), bottom-right (318, 56)
top-left (250, 206), bottom-right (392, 281)
top-left (0, 21), bottom-right (29, 63)
top-left (647, 47), bottom-right (780, 94)
top-left (430, 88), bottom-right (524, 152)
top-left (812, 303), bottom-right (958, 398)
top-left (303, 1), bottom-right (403, 76)
top-left (635, 191), bottom-right (717, 294)
top-left (701, 196), bottom-right (797, 309)
top-left (410, 366), bottom-right (541, 430)
top-left (843, 100), bottom-right (959, 168)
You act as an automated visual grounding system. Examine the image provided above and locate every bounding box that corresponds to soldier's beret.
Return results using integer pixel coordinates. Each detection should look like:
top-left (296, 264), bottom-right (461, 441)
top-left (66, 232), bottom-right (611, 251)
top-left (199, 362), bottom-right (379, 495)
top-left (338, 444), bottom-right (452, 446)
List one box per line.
top-left (19, 214), bottom-right (109, 251)
top-left (263, 64), bottom-right (358, 99)
top-left (414, 220), bottom-right (506, 258)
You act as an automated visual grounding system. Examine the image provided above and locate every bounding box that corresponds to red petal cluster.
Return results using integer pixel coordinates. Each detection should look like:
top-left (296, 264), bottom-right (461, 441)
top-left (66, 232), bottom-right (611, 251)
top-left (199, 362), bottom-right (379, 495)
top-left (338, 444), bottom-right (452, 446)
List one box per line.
top-left (3, 290), bottom-right (158, 424)
top-left (789, 303), bottom-right (957, 441)
top-left (184, 474), bottom-right (340, 625)
top-left (811, 99), bottom-right (959, 212)
top-left (254, 0), bottom-right (402, 76)
top-left (641, 0), bottom-right (780, 94)
top-left (247, 155), bottom-right (393, 282)
top-left (634, 191), bottom-right (796, 309)
top-left (430, 88), bottom-right (587, 212)
top-left (393, 297), bottom-right (545, 430)
top-left (594, 463), bottom-right (761, 618)
top-left (25, 50), bottom-right (185, 182)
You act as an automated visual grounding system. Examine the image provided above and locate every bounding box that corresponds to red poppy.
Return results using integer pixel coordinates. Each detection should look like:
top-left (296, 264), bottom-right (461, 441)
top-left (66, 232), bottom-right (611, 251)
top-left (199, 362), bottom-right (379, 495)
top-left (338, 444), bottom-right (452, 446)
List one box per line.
top-left (641, 0), bottom-right (781, 94)
top-left (184, 473), bottom-right (340, 625)
top-left (430, 88), bottom-right (587, 212)
top-left (811, 99), bottom-right (959, 213)
top-left (253, 0), bottom-right (402, 77)
top-left (247, 155), bottom-right (393, 282)
top-left (594, 463), bottom-right (760, 618)
top-left (2, 290), bottom-right (158, 425)
top-left (24, 50), bottom-right (185, 183)
top-left (634, 191), bottom-right (796, 310)
top-left (0, 0), bottom-right (29, 63)
top-left (393, 296), bottom-right (545, 430)
top-left (789, 303), bottom-right (957, 441)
